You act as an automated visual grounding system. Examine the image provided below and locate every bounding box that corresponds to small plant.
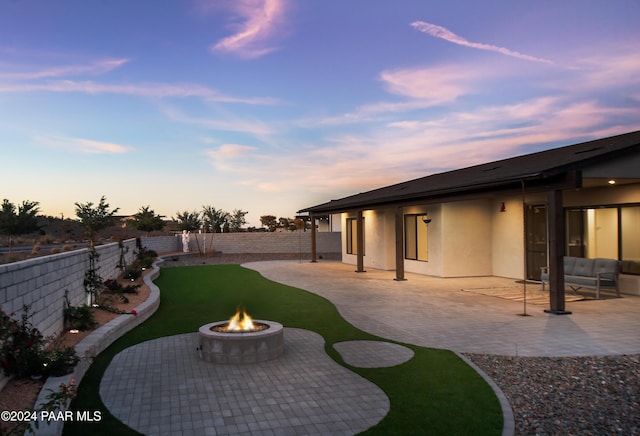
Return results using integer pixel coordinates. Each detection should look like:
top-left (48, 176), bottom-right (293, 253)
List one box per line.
top-left (2, 379), bottom-right (78, 435)
top-left (64, 305), bottom-right (98, 331)
top-left (83, 247), bottom-right (103, 305)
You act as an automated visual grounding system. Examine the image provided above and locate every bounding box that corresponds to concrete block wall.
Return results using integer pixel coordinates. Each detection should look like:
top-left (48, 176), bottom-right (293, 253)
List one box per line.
top-left (0, 239), bottom-right (137, 339)
top-left (189, 232), bottom-right (341, 255)
top-left (139, 235), bottom-right (179, 254)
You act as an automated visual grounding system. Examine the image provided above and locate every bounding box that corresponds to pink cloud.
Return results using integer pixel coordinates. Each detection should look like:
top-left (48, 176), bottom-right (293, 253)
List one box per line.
top-left (211, 0), bottom-right (288, 58)
top-left (411, 21), bottom-right (554, 64)
top-left (0, 80), bottom-right (278, 105)
top-left (35, 134), bottom-right (132, 154)
top-left (0, 58), bottom-right (129, 80)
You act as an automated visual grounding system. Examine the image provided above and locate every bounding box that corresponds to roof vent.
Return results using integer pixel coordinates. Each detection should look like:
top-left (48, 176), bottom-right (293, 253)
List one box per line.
top-left (483, 166), bottom-right (502, 172)
top-left (574, 146), bottom-right (603, 155)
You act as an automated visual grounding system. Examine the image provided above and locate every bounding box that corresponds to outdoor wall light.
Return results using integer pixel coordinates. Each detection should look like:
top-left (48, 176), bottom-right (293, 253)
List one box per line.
top-left (500, 202), bottom-right (506, 212)
top-left (422, 214), bottom-right (432, 224)
top-left (608, 179), bottom-right (616, 185)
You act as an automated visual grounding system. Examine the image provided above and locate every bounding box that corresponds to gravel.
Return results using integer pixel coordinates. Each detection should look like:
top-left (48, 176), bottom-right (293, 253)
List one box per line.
top-left (464, 354), bottom-right (640, 435)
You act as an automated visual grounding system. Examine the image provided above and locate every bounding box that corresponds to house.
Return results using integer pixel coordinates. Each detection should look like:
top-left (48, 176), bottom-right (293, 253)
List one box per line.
top-left (299, 130), bottom-right (640, 314)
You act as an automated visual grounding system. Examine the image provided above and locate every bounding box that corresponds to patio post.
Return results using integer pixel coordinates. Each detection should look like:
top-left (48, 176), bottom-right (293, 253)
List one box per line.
top-left (310, 214), bottom-right (317, 263)
top-left (545, 189), bottom-right (571, 315)
top-left (356, 210), bottom-right (365, 272)
top-left (394, 206), bottom-right (406, 281)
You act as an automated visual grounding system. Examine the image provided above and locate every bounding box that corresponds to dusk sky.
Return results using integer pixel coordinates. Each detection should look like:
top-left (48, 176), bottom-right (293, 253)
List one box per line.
top-left (2, 1), bottom-right (640, 227)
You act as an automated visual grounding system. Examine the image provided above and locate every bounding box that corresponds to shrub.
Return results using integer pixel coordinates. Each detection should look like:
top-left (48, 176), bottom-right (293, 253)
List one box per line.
top-left (62, 244), bottom-right (74, 252)
top-left (0, 305), bottom-right (47, 377)
top-left (45, 346), bottom-right (80, 377)
top-left (31, 244), bottom-right (41, 255)
top-left (139, 256), bottom-right (154, 269)
top-left (123, 264), bottom-right (142, 281)
top-left (50, 247), bottom-right (61, 254)
top-left (0, 305), bottom-right (78, 378)
top-left (64, 305), bottom-right (98, 331)
top-left (104, 278), bottom-right (139, 294)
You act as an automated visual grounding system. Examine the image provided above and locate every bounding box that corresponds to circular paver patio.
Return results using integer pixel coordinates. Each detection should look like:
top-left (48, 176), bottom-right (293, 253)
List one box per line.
top-left (334, 340), bottom-right (414, 368)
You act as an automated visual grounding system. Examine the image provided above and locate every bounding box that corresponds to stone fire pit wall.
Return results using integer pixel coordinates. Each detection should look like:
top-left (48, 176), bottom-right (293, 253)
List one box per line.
top-left (198, 321), bottom-right (284, 364)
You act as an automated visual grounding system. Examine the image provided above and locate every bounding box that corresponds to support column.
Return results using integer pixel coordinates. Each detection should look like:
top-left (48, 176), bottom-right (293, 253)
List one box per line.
top-left (356, 210), bottom-right (365, 273)
top-left (395, 207), bottom-right (406, 281)
top-left (545, 189), bottom-right (571, 315)
top-left (310, 214), bottom-right (317, 263)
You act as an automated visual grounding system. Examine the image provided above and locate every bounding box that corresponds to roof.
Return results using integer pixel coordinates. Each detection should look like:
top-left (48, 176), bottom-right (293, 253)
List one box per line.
top-left (300, 130), bottom-right (640, 214)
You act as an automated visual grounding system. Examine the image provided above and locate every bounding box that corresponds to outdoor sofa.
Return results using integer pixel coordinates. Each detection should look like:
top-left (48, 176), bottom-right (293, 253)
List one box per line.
top-left (541, 256), bottom-right (621, 299)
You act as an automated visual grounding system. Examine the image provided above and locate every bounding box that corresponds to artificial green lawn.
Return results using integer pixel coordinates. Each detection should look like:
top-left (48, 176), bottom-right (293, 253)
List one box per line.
top-left (65, 264), bottom-right (502, 435)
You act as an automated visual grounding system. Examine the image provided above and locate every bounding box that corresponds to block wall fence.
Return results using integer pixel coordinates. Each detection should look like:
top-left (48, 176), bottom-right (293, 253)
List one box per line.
top-left (189, 231), bottom-right (341, 255)
top-left (0, 239), bottom-right (138, 339)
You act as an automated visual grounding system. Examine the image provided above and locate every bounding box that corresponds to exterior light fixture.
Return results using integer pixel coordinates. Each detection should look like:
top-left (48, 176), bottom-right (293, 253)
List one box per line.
top-left (500, 202), bottom-right (506, 212)
top-left (608, 179), bottom-right (616, 185)
top-left (422, 214), bottom-right (432, 224)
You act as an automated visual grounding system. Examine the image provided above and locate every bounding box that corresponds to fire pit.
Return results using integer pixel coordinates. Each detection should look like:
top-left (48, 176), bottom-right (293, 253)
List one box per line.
top-left (198, 307), bottom-right (284, 364)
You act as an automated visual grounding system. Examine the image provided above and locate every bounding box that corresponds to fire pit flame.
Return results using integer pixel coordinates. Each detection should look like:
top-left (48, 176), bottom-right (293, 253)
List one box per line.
top-left (214, 307), bottom-right (267, 332)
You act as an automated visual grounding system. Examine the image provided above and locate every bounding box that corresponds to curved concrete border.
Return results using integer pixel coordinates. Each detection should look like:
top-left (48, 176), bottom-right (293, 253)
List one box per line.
top-left (455, 352), bottom-right (515, 436)
top-left (32, 257), bottom-right (164, 436)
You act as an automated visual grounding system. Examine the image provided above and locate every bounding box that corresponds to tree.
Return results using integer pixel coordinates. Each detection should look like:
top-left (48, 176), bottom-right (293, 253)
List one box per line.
top-left (131, 206), bottom-right (165, 234)
top-left (260, 215), bottom-right (278, 232)
top-left (278, 217), bottom-right (295, 231)
top-left (74, 196), bottom-right (118, 305)
top-left (74, 196), bottom-right (119, 247)
top-left (174, 210), bottom-right (202, 232)
top-left (229, 209), bottom-right (248, 232)
top-left (0, 200), bottom-right (17, 248)
top-left (0, 199), bottom-right (41, 250)
top-left (202, 205), bottom-right (230, 233)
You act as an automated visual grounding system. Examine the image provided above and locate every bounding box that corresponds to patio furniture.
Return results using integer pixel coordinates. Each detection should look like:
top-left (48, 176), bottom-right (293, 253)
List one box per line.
top-left (541, 256), bottom-right (621, 299)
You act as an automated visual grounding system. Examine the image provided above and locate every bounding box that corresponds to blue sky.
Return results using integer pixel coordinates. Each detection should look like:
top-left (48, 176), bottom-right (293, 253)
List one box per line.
top-left (1, 1), bottom-right (639, 227)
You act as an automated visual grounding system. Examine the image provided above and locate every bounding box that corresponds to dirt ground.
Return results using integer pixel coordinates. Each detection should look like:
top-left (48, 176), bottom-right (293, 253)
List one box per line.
top-left (0, 271), bottom-right (151, 427)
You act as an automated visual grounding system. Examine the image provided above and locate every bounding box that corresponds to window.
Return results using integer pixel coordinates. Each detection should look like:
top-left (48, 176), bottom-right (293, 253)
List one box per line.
top-left (346, 217), bottom-right (364, 255)
top-left (405, 214), bottom-right (429, 261)
top-left (566, 205), bottom-right (640, 274)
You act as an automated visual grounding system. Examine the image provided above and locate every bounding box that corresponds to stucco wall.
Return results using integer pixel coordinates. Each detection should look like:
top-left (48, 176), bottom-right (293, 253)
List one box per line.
top-left (491, 196), bottom-right (525, 279)
top-left (565, 183), bottom-right (640, 207)
top-left (441, 200), bottom-right (493, 277)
